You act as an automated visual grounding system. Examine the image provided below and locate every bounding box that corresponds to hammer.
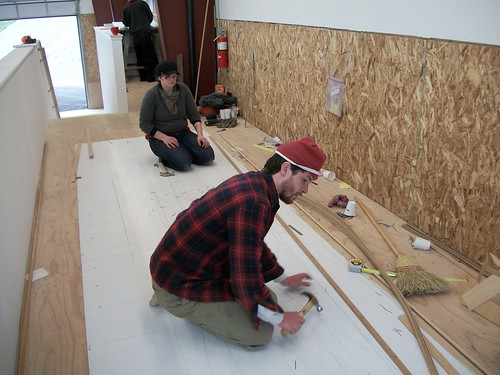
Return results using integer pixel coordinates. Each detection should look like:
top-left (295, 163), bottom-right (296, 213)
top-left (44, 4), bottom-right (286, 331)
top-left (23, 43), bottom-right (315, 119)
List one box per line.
top-left (281, 292), bottom-right (323, 337)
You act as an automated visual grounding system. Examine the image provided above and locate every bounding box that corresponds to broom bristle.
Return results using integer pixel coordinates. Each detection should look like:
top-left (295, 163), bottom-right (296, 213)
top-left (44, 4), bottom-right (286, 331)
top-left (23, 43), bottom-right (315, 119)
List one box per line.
top-left (395, 255), bottom-right (449, 296)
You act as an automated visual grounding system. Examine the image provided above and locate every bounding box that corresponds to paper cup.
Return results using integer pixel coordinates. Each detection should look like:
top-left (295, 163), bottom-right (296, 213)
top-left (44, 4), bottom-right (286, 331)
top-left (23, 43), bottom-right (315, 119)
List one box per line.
top-left (344, 201), bottom-right (356, 217)
top-left (412, 236), bottom-right (431, 250)
top-left (322, 170), bottom-right (336, 181)
top-left (220, 109), bottom-right (231, 119)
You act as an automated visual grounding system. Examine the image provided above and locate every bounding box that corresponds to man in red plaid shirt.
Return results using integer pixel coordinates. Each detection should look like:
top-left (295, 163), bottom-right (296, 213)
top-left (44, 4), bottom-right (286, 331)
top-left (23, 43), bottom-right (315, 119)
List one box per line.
top-left (150, 137), bottom-right (327, 348)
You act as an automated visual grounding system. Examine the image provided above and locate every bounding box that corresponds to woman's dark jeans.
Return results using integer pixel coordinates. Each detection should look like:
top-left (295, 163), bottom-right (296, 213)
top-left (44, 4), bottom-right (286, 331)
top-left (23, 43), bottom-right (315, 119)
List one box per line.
top-left (149, 130), bottom-right (215, 171)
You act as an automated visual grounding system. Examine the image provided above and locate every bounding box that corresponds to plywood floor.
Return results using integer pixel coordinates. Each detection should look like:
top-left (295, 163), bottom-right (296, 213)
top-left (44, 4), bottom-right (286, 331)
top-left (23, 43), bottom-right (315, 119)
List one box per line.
top-left (19, 79), bottom-right (500, 375)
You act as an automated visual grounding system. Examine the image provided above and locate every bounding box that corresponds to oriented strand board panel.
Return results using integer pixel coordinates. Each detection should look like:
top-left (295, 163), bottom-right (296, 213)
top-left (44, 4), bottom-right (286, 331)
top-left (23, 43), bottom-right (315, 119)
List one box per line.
top-left (81, 13), bottom-right (100, 83)
top-left (218, 20), bottom-right (500, 264)
top-left (416, 41), bottom-right (500, 262)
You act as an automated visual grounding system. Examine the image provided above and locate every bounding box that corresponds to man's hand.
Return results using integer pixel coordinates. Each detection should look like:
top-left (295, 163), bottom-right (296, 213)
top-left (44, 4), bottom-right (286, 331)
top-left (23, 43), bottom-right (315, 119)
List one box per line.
top-left (279, 311), bottom-right (305, 334)
top-left (281, 273), bottom-right (311, 288)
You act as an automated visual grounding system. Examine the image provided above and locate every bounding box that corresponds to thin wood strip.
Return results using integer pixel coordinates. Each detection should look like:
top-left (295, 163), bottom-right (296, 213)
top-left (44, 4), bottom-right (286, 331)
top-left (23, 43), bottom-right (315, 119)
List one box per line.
top-left (477, 256), bottom-right (491, 283)
top-left (414, 311), bottom-right (484, 375)
top-left (399, 315), bottom-right (460, 375)
top-left (194, 0), bottom-right (210, 101)
top-left (38, 46), bottom-right (60, 118)
top-left (212, 137), bottom-right (411, 374)
top-left (462, 275), bottom-right (500, 310)
top-left (85, 128), bottom-right (94, 159)
top-left (71, 142), bottom-right (82, 183)
top-left (354, 197), bottom-right (401, 258)
top-left (16, 143), bottom-right (47, 375)
top-left (293, 203), bottom-right (357, 259)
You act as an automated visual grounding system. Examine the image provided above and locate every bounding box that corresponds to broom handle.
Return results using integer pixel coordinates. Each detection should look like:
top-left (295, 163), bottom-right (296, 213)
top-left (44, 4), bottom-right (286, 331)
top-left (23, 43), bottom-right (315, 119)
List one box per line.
top-left (355, 197), bottom-right (401, 257)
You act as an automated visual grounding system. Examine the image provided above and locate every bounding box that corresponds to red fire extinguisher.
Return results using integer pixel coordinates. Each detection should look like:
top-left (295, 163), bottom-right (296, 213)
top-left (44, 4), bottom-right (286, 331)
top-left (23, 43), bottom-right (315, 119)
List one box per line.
top-left (217, 34), bottom-right (228, 69)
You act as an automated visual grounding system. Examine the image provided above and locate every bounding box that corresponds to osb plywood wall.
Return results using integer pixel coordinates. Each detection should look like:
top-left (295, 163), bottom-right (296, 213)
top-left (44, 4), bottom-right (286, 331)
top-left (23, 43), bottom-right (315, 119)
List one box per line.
top-left (81, 13), bottom-right (100, 83)
top-left (218, 20), bottom-right (499, 263)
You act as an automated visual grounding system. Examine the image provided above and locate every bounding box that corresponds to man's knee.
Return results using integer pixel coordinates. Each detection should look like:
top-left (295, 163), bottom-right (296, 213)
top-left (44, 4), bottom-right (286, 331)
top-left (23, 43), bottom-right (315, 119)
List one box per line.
top-left (237, 323), bottom-right (274, 350)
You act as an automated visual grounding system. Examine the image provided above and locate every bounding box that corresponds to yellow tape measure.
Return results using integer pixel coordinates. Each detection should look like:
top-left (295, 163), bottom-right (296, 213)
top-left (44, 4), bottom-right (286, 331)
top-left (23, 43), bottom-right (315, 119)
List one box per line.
top-left (252, 144), bottom-right (275, 152)
top-left (348, 258), bottom-right (364, 272)
top-left (348, 258), bottom-right (467, 282)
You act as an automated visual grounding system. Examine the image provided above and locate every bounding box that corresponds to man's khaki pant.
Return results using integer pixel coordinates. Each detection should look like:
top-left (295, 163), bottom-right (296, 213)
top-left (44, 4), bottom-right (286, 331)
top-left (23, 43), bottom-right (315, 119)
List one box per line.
top-left (152, 281), bottom-right (275, 349)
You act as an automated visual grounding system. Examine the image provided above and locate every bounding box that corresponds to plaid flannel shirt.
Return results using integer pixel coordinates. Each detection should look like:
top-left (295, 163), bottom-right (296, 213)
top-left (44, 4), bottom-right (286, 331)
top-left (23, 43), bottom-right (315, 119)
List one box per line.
top-left (150, 171), bottom-right (285, 320)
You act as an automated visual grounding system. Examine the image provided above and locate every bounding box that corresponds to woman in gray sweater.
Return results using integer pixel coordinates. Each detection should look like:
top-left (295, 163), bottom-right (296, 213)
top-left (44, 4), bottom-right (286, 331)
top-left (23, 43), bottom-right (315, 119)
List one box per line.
top-left (139, 61), bottom-right (215, 171)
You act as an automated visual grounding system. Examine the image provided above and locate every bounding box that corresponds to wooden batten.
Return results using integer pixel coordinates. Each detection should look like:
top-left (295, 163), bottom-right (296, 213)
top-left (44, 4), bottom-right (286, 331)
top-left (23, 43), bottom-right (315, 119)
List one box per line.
top-left (463, 275), bottom-right (500, 327)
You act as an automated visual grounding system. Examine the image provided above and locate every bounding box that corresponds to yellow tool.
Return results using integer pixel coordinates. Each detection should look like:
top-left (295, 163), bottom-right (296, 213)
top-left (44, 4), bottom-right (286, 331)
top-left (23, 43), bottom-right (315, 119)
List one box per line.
top-left (348, 258), bottom-right (467, 282)
top-left (348, 258), bottom-right (397, 277)
top-left (252, 143), bottom-right (275, 152)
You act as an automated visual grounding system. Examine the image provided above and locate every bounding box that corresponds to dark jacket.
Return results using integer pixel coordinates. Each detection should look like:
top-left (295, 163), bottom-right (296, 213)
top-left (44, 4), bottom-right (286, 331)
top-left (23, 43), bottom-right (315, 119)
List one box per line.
top-left (122, 0), bottom-right (153, 35)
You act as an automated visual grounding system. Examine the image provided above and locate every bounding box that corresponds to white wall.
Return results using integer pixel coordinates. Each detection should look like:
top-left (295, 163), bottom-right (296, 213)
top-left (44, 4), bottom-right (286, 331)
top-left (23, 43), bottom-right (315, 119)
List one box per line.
top-left (0, 45), bottom-right (56, 375)
top-left (217, 0), bottom-right (500, 46)
top-left (94, 27), bottom-right (128, 113)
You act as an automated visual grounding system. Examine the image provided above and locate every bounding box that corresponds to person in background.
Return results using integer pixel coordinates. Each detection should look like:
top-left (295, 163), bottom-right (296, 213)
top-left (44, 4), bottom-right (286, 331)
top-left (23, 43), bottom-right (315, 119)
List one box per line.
top-left (139, 61), bottom-right (215, 171)
top-left (122, 0), bottom-right (159, 82)
top-left (149, 137), bottom-right (327, 349)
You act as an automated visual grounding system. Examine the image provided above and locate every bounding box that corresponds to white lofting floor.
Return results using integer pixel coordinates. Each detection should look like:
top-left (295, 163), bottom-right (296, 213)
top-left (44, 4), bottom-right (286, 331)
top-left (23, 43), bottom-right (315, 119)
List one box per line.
top-left (76, 136), bottom-right (472, 375)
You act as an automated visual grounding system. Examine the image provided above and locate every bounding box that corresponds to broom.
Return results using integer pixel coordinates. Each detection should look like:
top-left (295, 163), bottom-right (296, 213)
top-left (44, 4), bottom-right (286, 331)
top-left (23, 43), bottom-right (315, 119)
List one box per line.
top-left (355, 197), bottom-right (448, 296)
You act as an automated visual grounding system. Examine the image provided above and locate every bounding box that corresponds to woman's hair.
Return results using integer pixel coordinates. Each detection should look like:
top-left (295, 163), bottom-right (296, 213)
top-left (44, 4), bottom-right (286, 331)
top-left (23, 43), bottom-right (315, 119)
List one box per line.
top-left (263, 153), bottom-right (303, 175)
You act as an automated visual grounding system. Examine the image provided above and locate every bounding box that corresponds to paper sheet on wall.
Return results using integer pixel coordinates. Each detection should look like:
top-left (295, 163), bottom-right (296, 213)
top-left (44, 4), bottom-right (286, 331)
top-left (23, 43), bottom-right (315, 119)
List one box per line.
top-left (326, 76), bottom-right (345, 117)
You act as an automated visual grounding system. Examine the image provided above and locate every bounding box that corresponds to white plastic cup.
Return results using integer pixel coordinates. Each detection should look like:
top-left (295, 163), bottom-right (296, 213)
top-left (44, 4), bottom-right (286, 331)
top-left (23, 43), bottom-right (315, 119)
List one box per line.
top-left (220, 109), bottom-right (231, 119)
top-left (322, 169), bottom-right (336, 181)
top-left (412, 236), bottom-right (431, 250)
top-left (344, 201), bottom-right (356, 217)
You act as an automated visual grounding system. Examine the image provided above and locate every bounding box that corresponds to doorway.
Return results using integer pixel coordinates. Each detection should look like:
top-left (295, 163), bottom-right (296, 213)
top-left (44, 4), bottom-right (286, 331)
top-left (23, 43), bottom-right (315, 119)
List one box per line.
top-left (0, 16), bottom-right (87, 112)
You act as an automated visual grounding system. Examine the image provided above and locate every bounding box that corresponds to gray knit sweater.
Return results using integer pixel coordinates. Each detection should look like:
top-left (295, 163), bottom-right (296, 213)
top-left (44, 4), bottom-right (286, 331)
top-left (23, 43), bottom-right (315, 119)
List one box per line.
top-left (139, 82), bottom-right (201, 137)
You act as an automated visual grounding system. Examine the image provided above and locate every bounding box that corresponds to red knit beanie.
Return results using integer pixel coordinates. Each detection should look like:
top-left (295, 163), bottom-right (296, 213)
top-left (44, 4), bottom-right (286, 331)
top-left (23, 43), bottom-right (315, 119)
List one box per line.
top-left (275, 137), bottom-right (326, 180)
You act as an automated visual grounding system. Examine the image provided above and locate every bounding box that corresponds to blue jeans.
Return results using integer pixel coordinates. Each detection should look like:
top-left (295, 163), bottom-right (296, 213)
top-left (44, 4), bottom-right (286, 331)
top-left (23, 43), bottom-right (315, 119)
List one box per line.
top-left (149, 130), bottom-right (215, 171)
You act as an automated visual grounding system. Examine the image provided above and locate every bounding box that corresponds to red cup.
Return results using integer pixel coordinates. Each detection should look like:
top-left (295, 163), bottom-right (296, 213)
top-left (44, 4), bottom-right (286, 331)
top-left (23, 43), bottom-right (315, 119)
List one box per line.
top-left (111, 26), bottom-right (119, 35)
